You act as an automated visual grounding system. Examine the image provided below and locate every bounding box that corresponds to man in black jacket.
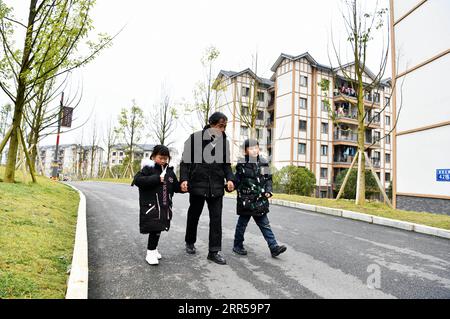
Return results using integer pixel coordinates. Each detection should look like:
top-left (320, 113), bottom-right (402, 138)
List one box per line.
top-left (180, 112), bottom-right (235, 265)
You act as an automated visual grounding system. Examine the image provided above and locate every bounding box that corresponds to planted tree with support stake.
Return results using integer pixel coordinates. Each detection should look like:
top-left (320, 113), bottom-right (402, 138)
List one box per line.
top-left (0, 0), bottom-right (113, 183)
top-left (115, 101), bottom-right (144, 179)
top-left (324, 0), bottom-right (404, 207)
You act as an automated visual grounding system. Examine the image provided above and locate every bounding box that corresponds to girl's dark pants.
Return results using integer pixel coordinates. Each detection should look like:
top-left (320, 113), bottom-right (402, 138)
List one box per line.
top-left (147, 231), bottom-right (161, 250)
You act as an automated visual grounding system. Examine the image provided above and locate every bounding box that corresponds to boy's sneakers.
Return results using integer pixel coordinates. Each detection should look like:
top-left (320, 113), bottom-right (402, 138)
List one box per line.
top-left (186, 243), bottom-right (196, 254)
top-left (155, 249), bottom-right (162, 260)
top-left (232, 246), bottom-right (248, 256)
top-left (146, 250), bottom-right (159, 265)
top-left (270, 245), bottom-right (287, 258)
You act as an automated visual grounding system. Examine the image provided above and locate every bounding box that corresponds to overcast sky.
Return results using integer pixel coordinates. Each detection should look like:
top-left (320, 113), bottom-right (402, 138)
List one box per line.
top-left (5, 0), bottom-right (391, 152)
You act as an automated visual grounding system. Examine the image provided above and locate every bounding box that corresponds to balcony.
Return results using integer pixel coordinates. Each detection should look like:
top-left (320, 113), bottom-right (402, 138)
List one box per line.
top-left (371, 158), bottom-right (381, 168)
top-left (334, 129), bottom-right (358, 143)
top-left (365, 115), bottom-right (381, 127)
top-left (266, 118), bottom-right (274, 127)
top-left (333, 90), bottom-right (380, 108)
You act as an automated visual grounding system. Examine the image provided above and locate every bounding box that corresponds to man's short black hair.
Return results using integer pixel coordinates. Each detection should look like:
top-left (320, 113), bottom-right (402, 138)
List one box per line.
top-left (208, 112), bottom-right (228, 125)
top-left (243, 139), bottom-right (259, 151)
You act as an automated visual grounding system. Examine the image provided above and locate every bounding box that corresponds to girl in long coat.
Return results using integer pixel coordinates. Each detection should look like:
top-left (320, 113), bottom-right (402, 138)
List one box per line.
top-left (132, 145), bottom-right (182, 265)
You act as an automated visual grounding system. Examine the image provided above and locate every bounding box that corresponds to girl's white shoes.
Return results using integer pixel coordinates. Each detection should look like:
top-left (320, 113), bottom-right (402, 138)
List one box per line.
top-left (146, 249), bottom-right (162, 265)
top-left (155, 249), bottom-right (162, 260)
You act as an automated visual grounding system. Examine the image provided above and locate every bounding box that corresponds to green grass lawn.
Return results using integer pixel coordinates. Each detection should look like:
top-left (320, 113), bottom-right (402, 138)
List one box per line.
top-left (86, 177), bottom-right (132, 184)
top-left (272, 193), bottom-right (450, 231)
top-left (0, 166), bottom-right (79, 299)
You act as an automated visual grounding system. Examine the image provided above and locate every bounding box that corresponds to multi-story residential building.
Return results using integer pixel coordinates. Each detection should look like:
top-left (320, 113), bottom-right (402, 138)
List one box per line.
top-left (38, 144), bottom-right (104, 179)
top-left (390, 0), bottom-right (450, 214)
top-left (108, 144), bottom-right (180, 171)
top-left (214, 69), bottom-right (274, 162)
top-left (109, 144), bottom-right (155, 167)
top-left (215, 52), bottom-right (393, 198)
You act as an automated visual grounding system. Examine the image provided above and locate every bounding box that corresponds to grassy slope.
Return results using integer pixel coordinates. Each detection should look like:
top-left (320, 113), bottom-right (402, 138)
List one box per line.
top-left (0, 167), bottom-right (79, 299)
top-left (272, 193), bottom-right (450, 230)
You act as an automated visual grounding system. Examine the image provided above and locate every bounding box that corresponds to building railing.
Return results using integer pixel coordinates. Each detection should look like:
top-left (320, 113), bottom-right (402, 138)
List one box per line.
top-left (333, 90), bottom-right (380, 104)
top-left (334, 129), bottom-right (358, 142)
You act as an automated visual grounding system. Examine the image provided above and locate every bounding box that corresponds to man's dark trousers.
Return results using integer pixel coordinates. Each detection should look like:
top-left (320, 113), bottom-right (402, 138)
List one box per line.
top-left (185, 194), bottom-right (223, 252)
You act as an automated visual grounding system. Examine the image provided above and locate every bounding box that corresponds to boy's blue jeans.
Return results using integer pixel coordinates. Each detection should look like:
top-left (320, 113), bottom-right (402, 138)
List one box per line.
top-left (233, 214), bottom-right (278, 251)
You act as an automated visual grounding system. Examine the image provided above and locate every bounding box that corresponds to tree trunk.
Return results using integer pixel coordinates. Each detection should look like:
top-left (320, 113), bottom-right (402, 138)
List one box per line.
top-left (355, 82), bottom-right (366, 205)
top-left (3, 0), bottom-right (37, 183)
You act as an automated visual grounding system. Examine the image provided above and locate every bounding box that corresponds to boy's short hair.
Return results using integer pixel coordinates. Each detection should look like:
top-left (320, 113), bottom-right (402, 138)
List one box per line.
top-left (243, 139), bottom-right (259, 152)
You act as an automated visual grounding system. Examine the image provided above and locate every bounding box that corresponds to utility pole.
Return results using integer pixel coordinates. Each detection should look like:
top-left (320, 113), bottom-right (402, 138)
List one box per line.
top-left (51, 92), bottom-right (64, 180)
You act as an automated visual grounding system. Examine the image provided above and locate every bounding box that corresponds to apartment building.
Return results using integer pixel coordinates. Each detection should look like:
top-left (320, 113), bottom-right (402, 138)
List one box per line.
top-left (39, 144), bottom-right (104, 179)
top-left (390, 0), bottom-right (450, 214)
top-left (109, 144), bottom-right (181, 170)
top-left (215, 52), bottom-right (393, 198)
top-left (214, 69), bottom-right (274, 162)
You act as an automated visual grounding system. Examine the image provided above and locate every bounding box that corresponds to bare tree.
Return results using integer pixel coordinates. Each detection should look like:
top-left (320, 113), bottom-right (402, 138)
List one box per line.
top-left (102, 115), bottom-right (117, 179)
top-left (325, 0), bottom-right (395, 206)
top-left (88, 117), bottom-right (99, 178)
top-left (184, 46), bottom-right (222, 131)
top-left (150, 94), bottom-right (177, 146)
top-left (115, 101), bottom-right (144, 178)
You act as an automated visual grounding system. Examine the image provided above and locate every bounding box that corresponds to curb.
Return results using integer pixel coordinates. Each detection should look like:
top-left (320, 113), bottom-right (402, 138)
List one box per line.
top-left (224, 195), bottom-right (450, 240)
top-left (64, 183), bottom-right (89, 299)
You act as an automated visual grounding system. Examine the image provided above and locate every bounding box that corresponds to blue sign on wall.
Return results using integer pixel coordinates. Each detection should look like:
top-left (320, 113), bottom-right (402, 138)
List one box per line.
top-left (436, 169), bottom-right (450, 182)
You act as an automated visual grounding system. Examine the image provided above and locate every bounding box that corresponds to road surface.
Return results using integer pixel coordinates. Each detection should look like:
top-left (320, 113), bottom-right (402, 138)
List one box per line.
top-left (69, 181), bottom-right (450, 299)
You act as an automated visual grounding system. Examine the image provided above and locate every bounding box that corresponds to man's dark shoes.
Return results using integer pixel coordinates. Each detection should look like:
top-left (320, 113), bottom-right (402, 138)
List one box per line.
top-left (186, 243), bottom-right (196, 255)
top-left (232, 246), bottom-right (248, 256)
top-left (271, 245), bottom-right (287, 257)
top-left (207, 251), bottom-right (227, 265)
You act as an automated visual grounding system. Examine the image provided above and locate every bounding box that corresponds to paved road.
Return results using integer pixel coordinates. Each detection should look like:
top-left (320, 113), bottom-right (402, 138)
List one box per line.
top-left (70, 181), bottom-right (450, 299)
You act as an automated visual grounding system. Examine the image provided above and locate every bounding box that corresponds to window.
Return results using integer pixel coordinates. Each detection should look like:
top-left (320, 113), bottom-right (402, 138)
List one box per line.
top-left (386, 134), bottom-right (391, 145)
top-left (300, 97), bottom-right (307, 109)
top-left (242, 87), bottom-right (250, 97)
top-left (385, 173), bottom-right (391, 182)
top-left (257, 110), bottom-right (264, 120)
top-left (321, 122), bottom-right (329, 134)
top-left (299, 120), bottom-right (307, 131)
top-left (119, 160), bottom-right (123, 164)
top-left (374, 131), bottom-right (381, 142)
top-left (240, 126), bottom-right (248, 137)
top-left (144, 153), bottom-right (148, 158)
top-left (298, 143), bottom-right (306, 155)
top-left (385, 115), bottom-right (391, 126)
top-left (386, 153), bottom-right (391, 164)
top-left (300, 76), bottom-right (308, 87)
top-left (320, 168), bottom-right (328, 179)
top-left (374, 151), bottom-right (381, 160)
top-left (384, 96), bottom-right (390, 106)
top-left (119, 152), bottom-right (124, 157)
top-left (112, 152), bottom-right (116, 156)
top-left (241, 106), bottom-right (249, 116)
top-left (112, 160), bottom-right (116, 164)
top-left (374, 92), bottom-right (380, 103)
top-left (256, 129), bottom-right (262, 140)
top-left (374, 113), bottom-right (381, 122)
top-left (257, 91), bottom-right (265, 102)
top-left (321, 145), bottom-right (328, 156)
top-left (321, 100), bottom-right (329, 112)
